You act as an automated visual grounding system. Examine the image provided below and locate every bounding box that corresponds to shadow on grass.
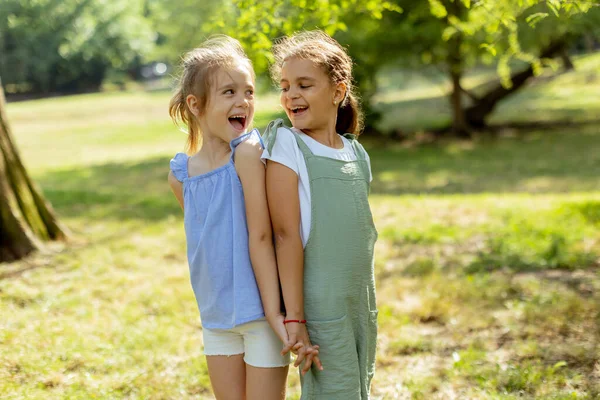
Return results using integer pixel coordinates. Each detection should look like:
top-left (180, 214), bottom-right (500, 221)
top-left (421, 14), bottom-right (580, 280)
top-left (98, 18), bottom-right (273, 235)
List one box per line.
top-left (368, 124), bottom-right (600, 195)
top-left (34, 124), bottom-right (600, 222)
top-left (38, 156), bottom-right (181, 221)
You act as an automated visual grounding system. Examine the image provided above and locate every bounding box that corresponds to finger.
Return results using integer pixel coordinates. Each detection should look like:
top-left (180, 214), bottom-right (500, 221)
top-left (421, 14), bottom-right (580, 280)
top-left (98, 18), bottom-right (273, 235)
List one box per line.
top-left (281, 336), bottom-right (299, 355)
top-left (304, 345), bottom-right (319, 358)
top-left (313, 355), bottom-right (323, 371)
top-left (281, 342), bottom-right (293, 355)
top-left (294, 347), bottom-right (306, 367)
top-left (306, 349), bottom-right (319, 359)
top-left (288, 341), bottom-right (304, 356)
top-left (306, 345), bottom-right (319, 354)
top-left (301, 352), bottom-right (314, 375)
top-left (281, 344), bottom-right (292, 356)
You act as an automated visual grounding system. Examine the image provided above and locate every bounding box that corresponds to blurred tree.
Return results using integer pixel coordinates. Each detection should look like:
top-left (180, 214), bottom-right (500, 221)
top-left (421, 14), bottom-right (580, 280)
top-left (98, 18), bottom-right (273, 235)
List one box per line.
top-left (338, 0), bottom-right (598, 135)
top-left (213, 0), bottom-right (597, 135)
top-left (144, 0), bottom-right (225, 65)
top-left (0, 0), bottom-right (154, 94)
top-left (0, 78), bottom-right (67, 262)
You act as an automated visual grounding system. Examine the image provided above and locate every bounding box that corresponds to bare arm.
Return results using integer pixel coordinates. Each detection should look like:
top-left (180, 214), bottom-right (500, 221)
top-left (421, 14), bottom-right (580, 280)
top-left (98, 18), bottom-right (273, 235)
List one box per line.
top-left (267, 159), bottom-right (323, 373)
top-left (265, 160), bottom-right (305, 321)
top-left (168, 171), bottom-right (184, 210)
top-left (234, 142), bottom-right (285, 332)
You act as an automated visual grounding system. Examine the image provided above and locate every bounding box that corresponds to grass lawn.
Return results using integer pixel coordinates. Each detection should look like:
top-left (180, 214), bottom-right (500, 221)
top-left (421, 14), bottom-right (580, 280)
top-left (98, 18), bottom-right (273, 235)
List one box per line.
top-left (1, 54), bottom-right (599, 399)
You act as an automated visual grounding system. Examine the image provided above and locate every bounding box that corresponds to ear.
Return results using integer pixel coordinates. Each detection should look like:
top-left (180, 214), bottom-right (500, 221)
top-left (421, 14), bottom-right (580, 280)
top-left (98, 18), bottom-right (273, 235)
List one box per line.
top-left (186, 94), bottom-right (201, 117)
top-left (333, 82), bottom-right (347, 106)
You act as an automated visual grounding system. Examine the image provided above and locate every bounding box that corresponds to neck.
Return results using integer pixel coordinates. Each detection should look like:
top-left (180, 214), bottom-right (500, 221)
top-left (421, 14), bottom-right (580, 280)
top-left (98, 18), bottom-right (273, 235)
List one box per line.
top-left (301, 119), bottom-right (341, 148)
top-left (197, 133), bottom-right (231, 166)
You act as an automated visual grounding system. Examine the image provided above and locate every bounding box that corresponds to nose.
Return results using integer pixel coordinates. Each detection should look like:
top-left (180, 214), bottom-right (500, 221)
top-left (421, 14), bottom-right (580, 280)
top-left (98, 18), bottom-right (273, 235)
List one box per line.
top-left (285, 86), bottom-right (299, 101)
top-left (236, 93), bottom-right (250, 108)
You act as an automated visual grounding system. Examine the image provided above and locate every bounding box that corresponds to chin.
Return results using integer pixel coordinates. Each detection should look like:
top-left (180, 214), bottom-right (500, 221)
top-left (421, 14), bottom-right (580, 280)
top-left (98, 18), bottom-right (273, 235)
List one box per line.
top-left (290, 119), bottom-right (308, 131)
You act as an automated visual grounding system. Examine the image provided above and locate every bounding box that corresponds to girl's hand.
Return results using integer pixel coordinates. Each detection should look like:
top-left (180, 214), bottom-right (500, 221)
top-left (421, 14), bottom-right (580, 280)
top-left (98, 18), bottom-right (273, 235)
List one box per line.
top-left (266, 313), bottom-right (290, 346)
top-left (283, 322), bottom-right (323, 375)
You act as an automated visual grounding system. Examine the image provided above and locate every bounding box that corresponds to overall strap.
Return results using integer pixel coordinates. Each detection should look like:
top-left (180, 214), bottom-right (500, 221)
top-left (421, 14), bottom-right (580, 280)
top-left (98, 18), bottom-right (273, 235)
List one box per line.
top-left (262, 119), bottom-right (285, 154)
top-left (343, 133), bottom-right (367, 161)
top-left (290, 130), bottom-right (315, 158)
top-left (262, 118), bottom-right (314, 159)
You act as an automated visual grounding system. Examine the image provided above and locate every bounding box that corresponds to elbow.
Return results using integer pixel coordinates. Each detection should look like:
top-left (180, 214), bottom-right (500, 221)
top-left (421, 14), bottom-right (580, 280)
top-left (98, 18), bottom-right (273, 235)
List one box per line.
top-left (249, 230), bottom-right (271, 247)
top-left (272, 226), bottom-right (299, 248)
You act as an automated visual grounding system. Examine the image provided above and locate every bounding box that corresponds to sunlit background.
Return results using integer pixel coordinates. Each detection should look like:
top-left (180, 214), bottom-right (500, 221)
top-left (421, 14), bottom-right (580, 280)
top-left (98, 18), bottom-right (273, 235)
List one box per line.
top-left (1, 1), bottom-right (600, 398)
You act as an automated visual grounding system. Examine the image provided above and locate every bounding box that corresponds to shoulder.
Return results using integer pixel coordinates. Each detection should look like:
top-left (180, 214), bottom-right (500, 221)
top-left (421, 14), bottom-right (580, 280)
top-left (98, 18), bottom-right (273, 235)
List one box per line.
top-left (234, 131), bottom-right (265, 168)
top-left (170, 152), bottom-right (188, 166)
top-left (262, 119), bottom-right (296, 150)
top-left (168, 170), bottom-right (182, 188)
top-left (354, 139), bottom-right (369, 154)
top-left (272, 126), bottom-right (299, 149)
top-left (169, 152), bottom-right (188, 182)
top-left (234, 137), bottom-right (263, 161)
top-left (343, 135), bottom-right (370, 158)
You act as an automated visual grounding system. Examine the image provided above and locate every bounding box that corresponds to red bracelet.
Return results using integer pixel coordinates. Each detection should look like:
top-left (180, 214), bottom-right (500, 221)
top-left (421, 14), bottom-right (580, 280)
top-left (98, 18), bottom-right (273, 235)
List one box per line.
top-left (283, 319), bottom-right (307, 324)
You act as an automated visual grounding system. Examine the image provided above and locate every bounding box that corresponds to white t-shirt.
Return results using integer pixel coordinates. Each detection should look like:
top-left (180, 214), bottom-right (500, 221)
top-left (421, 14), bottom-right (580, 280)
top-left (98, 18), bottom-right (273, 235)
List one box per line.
top-left (261, 127), bottom-right (372, 248)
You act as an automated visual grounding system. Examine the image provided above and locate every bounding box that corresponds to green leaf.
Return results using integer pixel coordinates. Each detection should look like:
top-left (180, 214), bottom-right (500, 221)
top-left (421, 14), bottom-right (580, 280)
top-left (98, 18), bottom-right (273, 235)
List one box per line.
top-left (442, 26), bottom-right (458, 41)
top-left (531, 59), bottom-right (542, 76)
top-left (553, 361), bottom-right (568, 369)
top-left (498, 55), bottom-right (513, 89)
top-left (382, 2), bottom-right (403, 13)
top-left (480, 43), bottom-right (497, 57)
top-left (547, 0), bottom-right (560, 17)
top-left (525, 12), bottom-right (549, 27)
top-left (461, 0), bottom-right (470, 8)
top-left (428, 0), bottom-right (448, 18)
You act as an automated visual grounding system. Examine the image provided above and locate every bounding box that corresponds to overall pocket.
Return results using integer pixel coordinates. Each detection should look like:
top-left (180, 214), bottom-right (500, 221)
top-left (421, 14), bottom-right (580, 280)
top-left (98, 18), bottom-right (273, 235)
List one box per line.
top-left (304, 314), bottom-right (361, 397)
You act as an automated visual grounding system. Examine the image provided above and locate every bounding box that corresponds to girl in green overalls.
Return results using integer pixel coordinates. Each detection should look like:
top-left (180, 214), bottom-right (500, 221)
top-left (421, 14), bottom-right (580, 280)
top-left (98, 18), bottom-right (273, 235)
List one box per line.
top-left (262, 31), bottom-right (378, 400)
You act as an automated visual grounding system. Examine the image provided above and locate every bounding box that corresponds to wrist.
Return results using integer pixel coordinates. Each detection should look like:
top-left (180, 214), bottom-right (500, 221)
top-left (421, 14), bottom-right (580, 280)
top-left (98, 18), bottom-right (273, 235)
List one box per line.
top-left (264, 310), bottom-right (283, 319)
top-left (285, 312), bottom-right (305, 320)
top-left (284, 319), bottom-right (307, 325)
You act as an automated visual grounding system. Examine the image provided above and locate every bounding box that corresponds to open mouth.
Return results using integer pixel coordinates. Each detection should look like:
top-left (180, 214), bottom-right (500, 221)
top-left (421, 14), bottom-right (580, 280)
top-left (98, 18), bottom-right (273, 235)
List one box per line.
top-left (228, 115), bottom-right (247, 131)
top-left (290, 106), bottom-right (308, 116)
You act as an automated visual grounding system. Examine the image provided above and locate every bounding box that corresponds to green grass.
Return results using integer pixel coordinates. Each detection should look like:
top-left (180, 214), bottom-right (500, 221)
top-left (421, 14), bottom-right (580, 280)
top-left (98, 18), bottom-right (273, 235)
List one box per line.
top-left (2, 53), bottom-right (600, 399)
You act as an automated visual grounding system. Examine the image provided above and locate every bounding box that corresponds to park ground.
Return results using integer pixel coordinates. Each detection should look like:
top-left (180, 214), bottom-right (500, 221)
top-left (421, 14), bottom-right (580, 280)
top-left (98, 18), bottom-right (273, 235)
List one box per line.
top-left (1, 53), bottom-right (599, 399)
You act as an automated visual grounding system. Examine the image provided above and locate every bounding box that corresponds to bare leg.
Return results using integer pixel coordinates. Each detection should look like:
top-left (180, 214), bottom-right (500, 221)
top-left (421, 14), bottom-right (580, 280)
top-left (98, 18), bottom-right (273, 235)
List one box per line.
top-left (246, 364), bottom-right (289, 400)
top-left (206, 354), bottom-right (246, 400)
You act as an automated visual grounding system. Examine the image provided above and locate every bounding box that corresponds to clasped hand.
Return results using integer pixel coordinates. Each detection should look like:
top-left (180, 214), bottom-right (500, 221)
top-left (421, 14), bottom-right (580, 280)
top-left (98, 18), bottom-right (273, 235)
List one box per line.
top-left (266, 314), bottom-right (323, 375)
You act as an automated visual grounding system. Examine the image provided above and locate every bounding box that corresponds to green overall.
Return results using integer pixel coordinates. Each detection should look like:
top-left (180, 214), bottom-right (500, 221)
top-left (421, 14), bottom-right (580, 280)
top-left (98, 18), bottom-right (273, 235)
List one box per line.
top-left (264, 120), bottom-right (378, 400)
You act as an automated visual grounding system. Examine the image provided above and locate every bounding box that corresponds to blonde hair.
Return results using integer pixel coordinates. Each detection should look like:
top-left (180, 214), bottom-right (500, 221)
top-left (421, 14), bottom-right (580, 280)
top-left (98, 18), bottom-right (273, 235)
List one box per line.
top-left (169, 35), bottom-right (254, 154)
top-left (270, 30), bottom-right (363, 136)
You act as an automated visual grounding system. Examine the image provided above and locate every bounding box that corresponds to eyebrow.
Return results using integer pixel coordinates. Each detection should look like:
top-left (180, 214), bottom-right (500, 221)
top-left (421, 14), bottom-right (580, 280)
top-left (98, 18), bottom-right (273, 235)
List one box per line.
top-left (218, 83), bottom-right (235, 91)
top-left (217, 83), bottom-right (254, 91)
top-left (280, 76), bottom-right (316, 84)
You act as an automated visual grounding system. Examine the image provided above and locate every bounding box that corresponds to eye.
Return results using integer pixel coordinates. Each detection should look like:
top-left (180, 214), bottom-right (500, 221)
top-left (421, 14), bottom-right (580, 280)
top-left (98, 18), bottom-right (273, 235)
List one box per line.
top-left (223, 89), bottom-right (234, 95)
top-left (280, 87), bottom-right (289, 92)
top-left (300, 85), bottom-right (312, 89)
top-left (246, 89), bottom-right (254, 96)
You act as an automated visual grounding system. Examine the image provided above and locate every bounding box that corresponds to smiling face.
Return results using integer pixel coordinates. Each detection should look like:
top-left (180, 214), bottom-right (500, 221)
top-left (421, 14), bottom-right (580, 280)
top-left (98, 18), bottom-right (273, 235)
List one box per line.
top-left (189, 61), bottom-right (255, 142)
top-left (279, 57), bottom-right (344, 133)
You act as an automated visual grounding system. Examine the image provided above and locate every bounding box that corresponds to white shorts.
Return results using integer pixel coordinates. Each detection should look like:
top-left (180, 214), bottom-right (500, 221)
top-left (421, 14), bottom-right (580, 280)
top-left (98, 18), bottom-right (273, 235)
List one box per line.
top-left (202, 318), bottom-right (291, 368)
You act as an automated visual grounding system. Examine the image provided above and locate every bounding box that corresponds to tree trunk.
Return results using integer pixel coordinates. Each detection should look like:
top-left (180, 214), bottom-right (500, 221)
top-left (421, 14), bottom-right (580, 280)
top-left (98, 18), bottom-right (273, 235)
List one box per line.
top-left (465, 39), bottom-right (568, 128)
top-left (445, 0), bottom-right (471, 138)
top-left (0, 77), bottom-right (67, 262)
top-left (449, 68), bottom-right (471, 137)
top-left (560, 48), bottom-right (575, 71)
